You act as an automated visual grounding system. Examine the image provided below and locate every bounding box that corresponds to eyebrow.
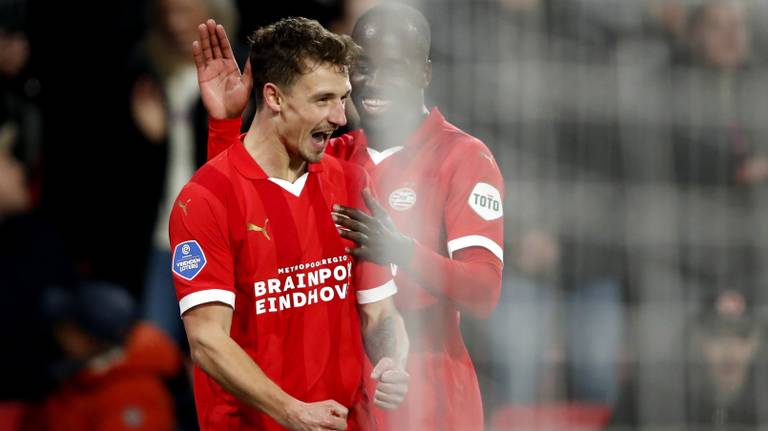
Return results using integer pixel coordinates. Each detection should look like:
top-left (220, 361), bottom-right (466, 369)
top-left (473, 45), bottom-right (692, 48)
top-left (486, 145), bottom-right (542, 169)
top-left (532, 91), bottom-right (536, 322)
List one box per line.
top-left (312, 90), bottom-right (350, 100)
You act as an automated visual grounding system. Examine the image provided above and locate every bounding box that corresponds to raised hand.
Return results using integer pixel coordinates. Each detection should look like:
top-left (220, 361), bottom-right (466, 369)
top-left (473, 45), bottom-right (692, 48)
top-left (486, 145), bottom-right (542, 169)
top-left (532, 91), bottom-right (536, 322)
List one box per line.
top-left (281, 399), bottom-right (349, 431)
top-left (370, 357), bottom-right (410, 410)
top-left (332, 189), bottom-right (414, 267)
top-left (192, 19), bottom-right (252, 119)
top-left (130, 77), bottom-right (166, 143)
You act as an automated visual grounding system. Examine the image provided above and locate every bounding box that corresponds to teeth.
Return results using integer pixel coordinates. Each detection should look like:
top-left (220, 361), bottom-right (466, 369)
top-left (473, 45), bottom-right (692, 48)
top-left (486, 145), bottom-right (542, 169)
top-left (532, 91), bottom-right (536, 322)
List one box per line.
top-left (363, 98), bottom-right (390, 107)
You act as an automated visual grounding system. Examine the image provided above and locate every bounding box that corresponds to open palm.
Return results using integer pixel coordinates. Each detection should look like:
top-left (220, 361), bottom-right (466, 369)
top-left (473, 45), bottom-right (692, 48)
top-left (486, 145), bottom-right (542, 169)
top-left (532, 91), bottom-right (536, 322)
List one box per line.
top-left (193, 19), bottom-right (252, 119)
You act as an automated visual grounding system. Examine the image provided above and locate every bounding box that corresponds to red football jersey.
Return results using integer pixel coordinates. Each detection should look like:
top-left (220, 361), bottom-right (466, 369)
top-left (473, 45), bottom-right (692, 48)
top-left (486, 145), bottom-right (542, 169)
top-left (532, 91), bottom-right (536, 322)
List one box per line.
top-left (170, 137), bottom-right (396, 431)
top-left (207, 109), bottom-right (505, 430)
top-left (329, 108), bottom-right (504, 430)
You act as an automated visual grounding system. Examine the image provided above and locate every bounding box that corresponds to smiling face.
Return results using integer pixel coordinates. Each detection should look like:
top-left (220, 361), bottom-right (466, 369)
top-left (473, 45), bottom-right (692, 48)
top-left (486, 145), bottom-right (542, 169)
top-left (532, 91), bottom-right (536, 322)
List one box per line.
top-left (350, 7), bottom-right (431, 136)
top-left (275, 62), bottom-right (351, 163)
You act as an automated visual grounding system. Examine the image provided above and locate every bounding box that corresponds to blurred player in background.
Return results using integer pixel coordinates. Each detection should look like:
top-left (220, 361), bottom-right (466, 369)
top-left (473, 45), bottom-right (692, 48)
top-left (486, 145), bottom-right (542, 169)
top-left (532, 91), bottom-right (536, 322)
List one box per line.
top-left (203, 4), bottom-right (504, 429)
top-left (172, 17), bottom-right (408, 430)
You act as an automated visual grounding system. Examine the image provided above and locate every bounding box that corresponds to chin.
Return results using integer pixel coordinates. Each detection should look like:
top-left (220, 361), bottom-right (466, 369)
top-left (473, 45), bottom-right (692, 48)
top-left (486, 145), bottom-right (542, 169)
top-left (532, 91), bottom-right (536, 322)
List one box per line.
top-left (360, 116), bottom-right (391, 135)
top-left (304, 151), bottom-right (325, 163)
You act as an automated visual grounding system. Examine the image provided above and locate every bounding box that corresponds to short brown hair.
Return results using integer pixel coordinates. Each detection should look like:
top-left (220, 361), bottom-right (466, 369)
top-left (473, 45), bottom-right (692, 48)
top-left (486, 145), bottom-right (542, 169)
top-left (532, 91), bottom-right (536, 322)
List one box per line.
top-left (248, 17), bottom-right (361, 110)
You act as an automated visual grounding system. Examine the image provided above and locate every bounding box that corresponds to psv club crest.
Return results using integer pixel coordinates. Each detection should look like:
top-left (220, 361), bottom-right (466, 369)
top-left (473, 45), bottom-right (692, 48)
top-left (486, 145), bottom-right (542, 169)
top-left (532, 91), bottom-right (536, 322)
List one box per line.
top-left (388, 187), bottom-right (417, 211)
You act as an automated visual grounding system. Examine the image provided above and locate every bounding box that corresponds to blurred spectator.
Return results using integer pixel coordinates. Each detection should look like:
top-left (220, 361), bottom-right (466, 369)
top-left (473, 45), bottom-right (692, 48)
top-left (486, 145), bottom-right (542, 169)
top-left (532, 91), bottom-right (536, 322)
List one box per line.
top-left (26, 281), bottom-right (183, 431)
top-left (0, 148), bottom-right (75, 402)
top-left (667, 0), bottom-right (768, 322)
top-left (488, 130), bottom-right (627, 407)
top-left (0, 0), bottom-right (43, 204)
top-left (607, 288), bottom-right (768, 429)
top-left (463, 0), bottom-right (629, 408)
top-left (670, 0), bottom-right (768, 189)
top-left (123, 0), bottom-right (239, 342)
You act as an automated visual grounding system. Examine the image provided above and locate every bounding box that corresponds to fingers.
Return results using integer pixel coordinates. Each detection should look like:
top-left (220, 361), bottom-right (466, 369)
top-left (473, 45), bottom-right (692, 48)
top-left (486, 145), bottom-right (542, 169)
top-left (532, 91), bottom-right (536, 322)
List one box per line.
top-left (376, 381), bottom-right (408, 397)
top-left (325, 400), bottom-right (348, 419)
top-left (216, 23), bottom-right (235, 60)
top-left (332, 212), bottom-right (372, 236)
top-left (372, 368), bottom-right (409, 410)
top-left (192, 40), bottom-right (205, 72)
top-left (206, 19), bottom-right (224, 59)
top-left (370, 357), bottom-right (395, 380)
top-left (380, 368), bottom-right (411, 384)
top-left (371, 359), bottom-right (409, 409)
top-left (346, 245), bottom-right (370, 261)
top-left (337, 228), bottom-right (369, 246)
top-left (332, 204), bottom-right (375, 224)
top-left (362, 188), bottom-right (388, 218)
top-left (321, 400), bottom-right (348, 430)
top-left (197, 22), bottom-right (213, 62)
top-left (374, 388), bottom-right (407, 410)
top-left (320, 415), bottom-right (347, 431)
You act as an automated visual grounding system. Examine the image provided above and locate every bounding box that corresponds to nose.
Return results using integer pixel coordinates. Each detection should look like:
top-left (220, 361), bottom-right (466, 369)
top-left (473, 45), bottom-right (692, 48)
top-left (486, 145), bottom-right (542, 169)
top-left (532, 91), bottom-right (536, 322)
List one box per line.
top-left (328, 99), bottom-right (347, 127)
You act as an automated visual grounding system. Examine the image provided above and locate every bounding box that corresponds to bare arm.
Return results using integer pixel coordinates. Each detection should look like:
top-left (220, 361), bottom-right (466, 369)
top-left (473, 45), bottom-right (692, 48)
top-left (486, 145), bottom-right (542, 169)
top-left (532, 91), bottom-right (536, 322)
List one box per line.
top-left (182, 303), bottom-right (349, 430)
top-left (358, 298), bottom-right (409, 410)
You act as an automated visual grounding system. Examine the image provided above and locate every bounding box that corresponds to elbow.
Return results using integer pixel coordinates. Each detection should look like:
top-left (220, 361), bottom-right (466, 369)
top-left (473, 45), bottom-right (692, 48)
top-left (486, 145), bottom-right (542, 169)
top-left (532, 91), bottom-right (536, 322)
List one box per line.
top-left (186, 327), bottom-right (221, 368)
top-left (187, 335), bottom-right (209, 367)
top-left (188, 343), bottom-right (208, 368)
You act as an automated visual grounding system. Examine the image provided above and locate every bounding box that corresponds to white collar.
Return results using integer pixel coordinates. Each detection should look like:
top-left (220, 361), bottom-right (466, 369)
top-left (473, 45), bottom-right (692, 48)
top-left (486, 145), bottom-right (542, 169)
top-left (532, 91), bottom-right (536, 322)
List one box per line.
top-left (366, 146), bottom-right (404, 165)
top-left (268, 172), bottom-right (309, 197)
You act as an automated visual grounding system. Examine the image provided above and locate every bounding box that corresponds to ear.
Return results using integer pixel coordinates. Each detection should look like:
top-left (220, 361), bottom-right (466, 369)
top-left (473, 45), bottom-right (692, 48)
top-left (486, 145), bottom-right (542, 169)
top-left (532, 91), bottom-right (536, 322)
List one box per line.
top-left (422, 59), bottom-right (432, 88)
top-left (263, 83), bottom-right (282, 112)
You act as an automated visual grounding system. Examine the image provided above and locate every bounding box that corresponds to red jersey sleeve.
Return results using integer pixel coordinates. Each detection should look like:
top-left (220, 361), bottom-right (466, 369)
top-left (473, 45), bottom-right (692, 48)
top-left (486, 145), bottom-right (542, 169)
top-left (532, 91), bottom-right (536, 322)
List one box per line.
top-left (207, 117), bottom-right (242, 161)
top-left (345, 166), bottom-right (397, 304)
top-left (169, 182), bottom-right (235, 315)
top-left (401, 139), bottom-right (505, 318)
top-left (443, 139), bottom-right (505, 263)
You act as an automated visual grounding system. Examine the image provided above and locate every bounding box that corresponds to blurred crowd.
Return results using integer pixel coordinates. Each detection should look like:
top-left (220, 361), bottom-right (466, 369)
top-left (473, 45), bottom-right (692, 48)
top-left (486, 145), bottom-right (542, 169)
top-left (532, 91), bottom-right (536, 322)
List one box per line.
top-left (3, 0), bottom-right (768, 429)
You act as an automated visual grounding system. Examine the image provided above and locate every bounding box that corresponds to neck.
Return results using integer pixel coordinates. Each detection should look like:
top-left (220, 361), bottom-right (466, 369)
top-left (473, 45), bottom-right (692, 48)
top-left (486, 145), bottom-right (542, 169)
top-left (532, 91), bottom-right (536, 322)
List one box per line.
top-left (366, 105), bottom-right (430, 151)
top-left (243, 113), bottom-right (308, 182)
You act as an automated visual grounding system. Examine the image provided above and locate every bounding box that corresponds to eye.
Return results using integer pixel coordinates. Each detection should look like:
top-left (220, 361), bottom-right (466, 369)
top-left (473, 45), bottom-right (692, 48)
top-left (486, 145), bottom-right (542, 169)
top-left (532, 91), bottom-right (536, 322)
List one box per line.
top-left (352, 62), bottom-right (371, 75)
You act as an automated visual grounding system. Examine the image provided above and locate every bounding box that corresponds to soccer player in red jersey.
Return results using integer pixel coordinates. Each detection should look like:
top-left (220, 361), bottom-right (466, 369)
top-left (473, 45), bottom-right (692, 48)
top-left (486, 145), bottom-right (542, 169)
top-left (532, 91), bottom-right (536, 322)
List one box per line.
top-left (171, 18), bottom-right (409, 431)
top-left (203, 5), bottom-right (504, 429)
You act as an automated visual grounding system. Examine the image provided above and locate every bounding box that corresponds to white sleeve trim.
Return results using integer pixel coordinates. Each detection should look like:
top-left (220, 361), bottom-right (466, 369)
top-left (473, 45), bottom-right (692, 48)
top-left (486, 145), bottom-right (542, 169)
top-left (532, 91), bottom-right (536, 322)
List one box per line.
top-left (179, 289), bottom-right (236, 315)
top-left (447, 235), bottom-right (504, 263)
top-left (356, 279), bottom-right (398, 304)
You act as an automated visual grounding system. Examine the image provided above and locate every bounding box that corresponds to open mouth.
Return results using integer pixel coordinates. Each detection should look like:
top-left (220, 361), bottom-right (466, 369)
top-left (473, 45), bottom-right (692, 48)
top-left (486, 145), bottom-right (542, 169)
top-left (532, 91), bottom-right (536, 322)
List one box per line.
top-left (310, 130), bottom-right (334, 149)
top-left (361, 97), bottom-right (391, 114)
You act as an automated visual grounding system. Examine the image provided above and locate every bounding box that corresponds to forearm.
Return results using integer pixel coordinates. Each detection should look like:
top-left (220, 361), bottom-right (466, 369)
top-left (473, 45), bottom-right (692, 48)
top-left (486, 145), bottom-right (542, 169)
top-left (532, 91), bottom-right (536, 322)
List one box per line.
top-left (403, 242), bottom-right (502, 319)
top-left (362, 310), bottom-right (409, 368)
top-left (188, 327), bottom-right (293, 420)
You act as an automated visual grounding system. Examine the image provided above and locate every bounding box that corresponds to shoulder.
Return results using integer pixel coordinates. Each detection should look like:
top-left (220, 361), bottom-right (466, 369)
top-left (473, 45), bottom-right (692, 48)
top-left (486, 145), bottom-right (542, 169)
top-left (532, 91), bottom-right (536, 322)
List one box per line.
top-left (185, 153), bottom-right (236, 202)
top-left (171, 160), bottom-right (235, 226)
top-left (433, 119), bottom-right (500, 175)
top-left (438, 119), bottom-right (491, 155)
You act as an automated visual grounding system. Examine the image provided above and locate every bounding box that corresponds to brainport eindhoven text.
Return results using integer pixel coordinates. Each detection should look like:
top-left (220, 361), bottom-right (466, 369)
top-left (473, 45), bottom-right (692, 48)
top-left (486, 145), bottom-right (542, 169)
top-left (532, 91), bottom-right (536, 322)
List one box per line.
top-left (254, 255), bottom-right (351, 315)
